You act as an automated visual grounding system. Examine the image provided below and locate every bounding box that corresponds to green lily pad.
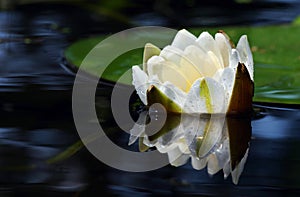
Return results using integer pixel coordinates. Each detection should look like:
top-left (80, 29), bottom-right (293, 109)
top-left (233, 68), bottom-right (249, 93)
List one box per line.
top-left (64, 36), bottom-right (143, 84)
top-left (64, 24), bottom-right (300, 105)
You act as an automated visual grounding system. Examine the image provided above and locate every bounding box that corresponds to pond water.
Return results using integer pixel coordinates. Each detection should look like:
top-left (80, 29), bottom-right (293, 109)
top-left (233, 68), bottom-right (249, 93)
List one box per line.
top-left (1, 1), bottom-right (300, 196)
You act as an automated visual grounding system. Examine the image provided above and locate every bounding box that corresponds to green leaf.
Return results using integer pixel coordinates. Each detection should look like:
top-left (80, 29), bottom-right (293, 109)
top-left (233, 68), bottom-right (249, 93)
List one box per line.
top-left (292, 15), bottom-right (300, 26)
top-left (64, 35), bottom-right (143, 85)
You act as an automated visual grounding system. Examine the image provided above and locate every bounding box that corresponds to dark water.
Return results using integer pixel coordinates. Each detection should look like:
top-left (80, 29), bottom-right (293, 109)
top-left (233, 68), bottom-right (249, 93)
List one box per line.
top-left (1, 1), bottom-right (300, 196)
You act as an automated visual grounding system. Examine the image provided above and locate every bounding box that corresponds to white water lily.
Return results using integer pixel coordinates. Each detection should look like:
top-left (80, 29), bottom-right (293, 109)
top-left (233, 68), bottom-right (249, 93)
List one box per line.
top-left (132, 29), bottom-right (254, 114)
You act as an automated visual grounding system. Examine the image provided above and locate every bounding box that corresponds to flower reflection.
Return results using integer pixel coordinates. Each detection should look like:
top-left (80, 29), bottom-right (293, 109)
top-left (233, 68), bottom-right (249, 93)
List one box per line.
top-left (129, 106), bottom-right (251, 184)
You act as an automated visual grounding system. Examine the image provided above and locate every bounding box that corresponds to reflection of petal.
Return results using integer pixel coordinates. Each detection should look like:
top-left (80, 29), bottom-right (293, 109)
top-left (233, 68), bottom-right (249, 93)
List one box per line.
top-left (191, 156), bottom-right (207, 170)
top-left (227, 117), bottom-right (251, 184)
top-left (207, 153), bottom-right (222, 175)
top-left (196, 116), bottom-right (225, 158)
top-left (181, 114), bottom-right (207, 155)
top-left (128, 111), bottom-right (147, 146)
top-left (167, 146), bottom-right (190, 167)
top-left (138, 137), bottom-right (149, 152)
top-left (128, 110), bottom-right (251, 184)
top-left (146, 113), bottom-right (181, 143)
top-left (215, 138), bottom-right (230, 176)
top-left (223, 160), bottom-right (231, 179)
top-left (227, 117), bottom-right (251, 171)
top-left (231, 148), bottom-right (249, 185)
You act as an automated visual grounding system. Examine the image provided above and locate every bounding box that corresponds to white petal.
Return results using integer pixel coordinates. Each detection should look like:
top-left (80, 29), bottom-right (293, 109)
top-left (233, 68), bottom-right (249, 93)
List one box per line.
top-left (202, 77), bottom-right (226, 113)
top-left (196, 32), bottom-right (224, 68)
top-left (171, 29), bottom-right (197, 50)
top-left (132, 65), bottom-right (149, 105)
top-left (143, 80), bottom-right (186, 110)
top-left (215, 33), bottom-right (231, 67)
top-left (236, 35), bottom-right (254, 81)
top-left (208, 51), bottom-right (223, 70)
top-left (160, 45), bottom-right (183, 64)
top-left (229, 49), bottom-right (241, 69)
top-left (184, 79), bottom-right (206, 113)
top-left (212, 69), bottom-right (223, 82)
top-left (216, 67), bottom-right (235, 112)
top-left (184, 77), bottom-right (226, 114)
top-left (147, 55), bottom-right (165, 76)
top-left (147, 57), bottom-right (192, 92)
top-left (160, 45), bottom-right (202, 82)
top-left (159, 81), bottom-right (187, 108)
top-left (143, 43), bottom-right (161, 73)
top-left (184, 45), bottom-right (220, 77)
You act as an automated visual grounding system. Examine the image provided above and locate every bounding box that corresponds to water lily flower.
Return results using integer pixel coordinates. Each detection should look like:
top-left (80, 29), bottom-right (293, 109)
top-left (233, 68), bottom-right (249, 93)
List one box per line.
top-left (132, 29), bottom-right (254, 114)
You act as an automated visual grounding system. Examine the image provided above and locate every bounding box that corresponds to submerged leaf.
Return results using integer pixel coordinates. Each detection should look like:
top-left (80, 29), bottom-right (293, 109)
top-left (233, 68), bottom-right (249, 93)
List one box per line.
top-left (139, 136), bottom-right (150, 152)
top-left (147, 112), bottom-right (181, 142)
